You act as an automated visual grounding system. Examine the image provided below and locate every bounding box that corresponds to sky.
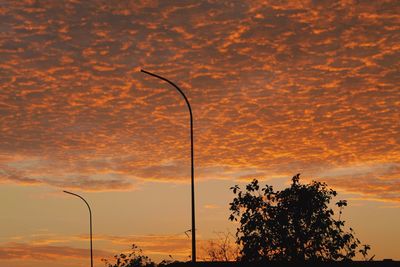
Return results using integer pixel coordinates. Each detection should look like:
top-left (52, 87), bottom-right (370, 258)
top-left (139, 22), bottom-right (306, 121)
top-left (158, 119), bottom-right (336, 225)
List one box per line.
top-left (0, 0), bottom-right (399, 266)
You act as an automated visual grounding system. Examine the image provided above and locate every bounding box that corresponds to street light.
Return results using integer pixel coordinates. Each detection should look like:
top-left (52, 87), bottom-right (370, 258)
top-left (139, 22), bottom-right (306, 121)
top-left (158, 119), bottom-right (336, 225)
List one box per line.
top-left (140, 69), bottom-right (197, 262)
top-left (63, 190), bottom-right (93, 267)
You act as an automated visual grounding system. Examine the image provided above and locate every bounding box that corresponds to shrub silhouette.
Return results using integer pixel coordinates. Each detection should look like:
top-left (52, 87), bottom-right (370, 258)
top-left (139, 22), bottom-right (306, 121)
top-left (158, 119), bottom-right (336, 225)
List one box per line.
top-left (229, 174), bottom-right (369, 262)
top-left (102, 244), bottom-right (155, 267)
top-left (201, 231), bottom-right (240, 261)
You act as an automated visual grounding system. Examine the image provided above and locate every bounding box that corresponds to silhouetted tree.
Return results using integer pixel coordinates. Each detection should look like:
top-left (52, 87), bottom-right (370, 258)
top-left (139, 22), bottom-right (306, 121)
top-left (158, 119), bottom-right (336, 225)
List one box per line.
top-left (229, 174), bottom-right (369, 262)
top-left (102, 244), bottom-right (155, 267)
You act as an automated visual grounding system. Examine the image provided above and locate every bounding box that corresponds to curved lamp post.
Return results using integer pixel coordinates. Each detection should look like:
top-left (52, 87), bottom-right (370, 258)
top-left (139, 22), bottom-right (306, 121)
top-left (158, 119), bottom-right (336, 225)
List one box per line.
top-left (63, 190), bottom-right (93, 267)
top-left (140, 69), bottom-right (196, 262)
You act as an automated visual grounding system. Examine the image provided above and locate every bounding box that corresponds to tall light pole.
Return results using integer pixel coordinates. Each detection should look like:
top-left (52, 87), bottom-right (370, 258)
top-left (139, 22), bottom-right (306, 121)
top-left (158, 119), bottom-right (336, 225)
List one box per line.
top-left (63, 190), bottom-right (93, 267)
top-left (140, 69), bottom-right (196, 262)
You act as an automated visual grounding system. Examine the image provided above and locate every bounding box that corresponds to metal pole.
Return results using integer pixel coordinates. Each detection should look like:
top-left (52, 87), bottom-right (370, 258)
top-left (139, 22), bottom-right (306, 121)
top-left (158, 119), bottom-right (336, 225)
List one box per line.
top-left (140, 69), bottom-right (196, 262)
top-left (63, 190), bottom-right (93, 267)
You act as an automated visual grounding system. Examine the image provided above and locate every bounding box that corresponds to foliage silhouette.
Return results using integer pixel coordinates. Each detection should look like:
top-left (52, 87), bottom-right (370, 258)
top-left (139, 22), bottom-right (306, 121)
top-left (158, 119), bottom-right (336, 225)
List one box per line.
top-left (229, 174), bottom-right (369, 262)
top-left (102, 244), bottom-right (155, 267)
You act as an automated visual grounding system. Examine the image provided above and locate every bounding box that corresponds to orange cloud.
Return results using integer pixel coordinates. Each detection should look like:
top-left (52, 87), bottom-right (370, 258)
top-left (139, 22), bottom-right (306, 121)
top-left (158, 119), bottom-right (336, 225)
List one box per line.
top-left (0, 0), bottom-right (398, 203)
top-left (0, 242), bottom-right (110, 260)
top-left (0, 233), bottom-right (192, 263)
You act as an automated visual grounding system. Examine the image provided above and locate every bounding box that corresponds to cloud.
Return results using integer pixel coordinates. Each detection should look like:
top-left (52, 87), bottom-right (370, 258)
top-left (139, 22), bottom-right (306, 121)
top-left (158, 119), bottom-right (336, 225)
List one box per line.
top-left (203, 204), bottom-right (219, 210)
top-left (0, 165), bottom-right (41, 185)
top-left (98, 234), bottom-right (191, 257)
top-left (0, 233), bottom-right (195, 262)
top-left (3, 233), bottom-right (197, 261)
top-left (316, 162), bottom-right (400, 202)
top-left (0, 0), bottom-right (398, 202)
top-left (0, 158), bottom-right (137, 191)
top-left (0, 242), bottom-right (110, 260)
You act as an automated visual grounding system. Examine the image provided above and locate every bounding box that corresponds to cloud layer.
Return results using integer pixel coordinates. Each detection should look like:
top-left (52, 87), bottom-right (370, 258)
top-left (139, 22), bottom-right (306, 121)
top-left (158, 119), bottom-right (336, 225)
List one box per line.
top-left (0, 233), bottom-right (208, 263)
top-left (0, 0), bottom-right (399, 202)
top-left (0, 242), bottom-right (109, 260)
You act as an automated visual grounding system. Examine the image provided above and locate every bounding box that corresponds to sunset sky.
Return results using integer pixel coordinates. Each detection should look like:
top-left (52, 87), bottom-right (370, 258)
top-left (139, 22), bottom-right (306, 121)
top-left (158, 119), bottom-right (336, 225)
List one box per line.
top-left (1, 0), bottom-right (399, 266)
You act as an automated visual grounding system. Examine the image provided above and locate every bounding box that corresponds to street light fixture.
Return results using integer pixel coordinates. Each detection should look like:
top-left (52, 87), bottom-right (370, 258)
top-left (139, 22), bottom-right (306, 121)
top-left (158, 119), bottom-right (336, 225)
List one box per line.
top-left (63, 190), bottom-right (93, 267)
top-left (140, 69), bottom-right (197, 262)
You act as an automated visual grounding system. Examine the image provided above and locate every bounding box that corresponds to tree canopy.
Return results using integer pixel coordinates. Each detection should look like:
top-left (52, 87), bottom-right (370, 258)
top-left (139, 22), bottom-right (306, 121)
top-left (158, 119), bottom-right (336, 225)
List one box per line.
top-left (229, 174), bottom-right (369, 262)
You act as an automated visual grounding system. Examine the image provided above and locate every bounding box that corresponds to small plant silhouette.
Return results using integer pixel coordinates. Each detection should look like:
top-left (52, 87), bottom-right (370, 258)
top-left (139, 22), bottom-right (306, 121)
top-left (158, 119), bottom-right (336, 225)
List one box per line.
top-left (359, 244), bottom-right (374, 261)
top-left (102, 244), bottom-right (155, 267)
top-left (229, 174), bottom-right (370, 262)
